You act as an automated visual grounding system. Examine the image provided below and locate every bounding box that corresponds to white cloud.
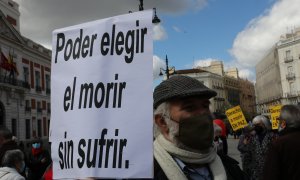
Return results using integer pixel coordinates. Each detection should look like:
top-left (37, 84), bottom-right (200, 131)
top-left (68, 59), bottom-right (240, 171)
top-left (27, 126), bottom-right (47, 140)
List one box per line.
top-left (193, 58), bottom-right (218, 68)
top-left (13, 0), bottom-right (207, 49)
top-left (173, 26), bottom-right (182, 33)
top-left (153, 55), bottom-right (165, 80)
top-left (153, 24), bottom-right (168, 41)
top-left (239, 68), bottom-right (255, 81)
top-left (230, 0), bottom-right (300, 68)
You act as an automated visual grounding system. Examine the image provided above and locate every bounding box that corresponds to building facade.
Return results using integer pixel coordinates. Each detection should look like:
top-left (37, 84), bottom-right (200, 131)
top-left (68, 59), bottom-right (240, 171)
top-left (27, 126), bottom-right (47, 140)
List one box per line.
top-left (256, 28), bottom-right (300, 115)
top-left (174, 69), bottom-right (226, 113)
top-left (174, 61), bottom-right (256, 117)
top-left (0, 0), bottom-right (51, 142)
top-left (239, 78), bottom-right (256, 120)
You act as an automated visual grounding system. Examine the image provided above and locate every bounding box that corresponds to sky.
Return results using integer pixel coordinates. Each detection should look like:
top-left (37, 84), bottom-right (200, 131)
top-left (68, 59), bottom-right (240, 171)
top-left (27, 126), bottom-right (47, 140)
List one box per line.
top-left (14, 0), bottom-right (300, 85)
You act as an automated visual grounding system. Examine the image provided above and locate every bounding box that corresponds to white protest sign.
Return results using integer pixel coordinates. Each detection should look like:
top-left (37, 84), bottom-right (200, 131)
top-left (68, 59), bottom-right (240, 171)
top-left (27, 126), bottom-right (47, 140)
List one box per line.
top-left (50, 10), bottom-right (153, 179)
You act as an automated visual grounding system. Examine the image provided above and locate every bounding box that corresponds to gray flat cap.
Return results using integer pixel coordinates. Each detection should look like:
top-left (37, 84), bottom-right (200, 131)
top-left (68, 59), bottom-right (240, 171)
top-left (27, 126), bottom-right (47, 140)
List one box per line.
top-left (153, 75), bottom-right (217, 109)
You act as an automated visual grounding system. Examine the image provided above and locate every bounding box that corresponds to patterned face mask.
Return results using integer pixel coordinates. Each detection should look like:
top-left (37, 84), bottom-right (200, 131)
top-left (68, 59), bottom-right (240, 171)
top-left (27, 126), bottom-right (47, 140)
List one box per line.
top-left (174, 113), bottom-right (214, 151)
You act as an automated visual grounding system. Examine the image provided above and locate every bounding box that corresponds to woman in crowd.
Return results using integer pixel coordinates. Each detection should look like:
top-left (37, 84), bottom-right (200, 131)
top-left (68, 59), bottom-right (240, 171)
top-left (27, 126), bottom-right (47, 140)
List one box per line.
top-left (241, 115), bottom-right (277, 180)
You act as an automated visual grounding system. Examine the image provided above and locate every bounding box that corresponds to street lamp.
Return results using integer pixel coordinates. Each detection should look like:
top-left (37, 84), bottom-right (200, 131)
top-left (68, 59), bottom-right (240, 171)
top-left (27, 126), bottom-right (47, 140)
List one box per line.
top-left (152, 8), bottom-right (161, 24)
top-left (138, 0), bottom-right (161, 24)
top-left (139, 0), bottom-right (144, 11)
top-left (159, 55), bottom-right (176, 79)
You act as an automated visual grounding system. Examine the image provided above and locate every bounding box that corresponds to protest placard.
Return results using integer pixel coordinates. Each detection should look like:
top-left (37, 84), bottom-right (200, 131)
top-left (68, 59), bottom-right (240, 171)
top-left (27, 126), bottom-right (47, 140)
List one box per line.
top-left (50, 10), bottom-right (153, 179)
top-left (270, 105), bottom-right (282, 129)
top-left (225, 105), bottom-right (248, 131)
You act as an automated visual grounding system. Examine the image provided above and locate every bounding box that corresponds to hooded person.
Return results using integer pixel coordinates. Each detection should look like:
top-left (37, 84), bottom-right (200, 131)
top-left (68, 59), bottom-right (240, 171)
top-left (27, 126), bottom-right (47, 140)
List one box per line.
top-left (153, 75), bottom-right (246, 180)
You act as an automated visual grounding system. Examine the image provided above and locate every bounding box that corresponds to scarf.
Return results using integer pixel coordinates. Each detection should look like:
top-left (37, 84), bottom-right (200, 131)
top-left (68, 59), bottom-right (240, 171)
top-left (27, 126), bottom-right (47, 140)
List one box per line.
top-left (154, 134), bottom-right (226, 180)
top-left (32, 147), bottom-right (43, 156)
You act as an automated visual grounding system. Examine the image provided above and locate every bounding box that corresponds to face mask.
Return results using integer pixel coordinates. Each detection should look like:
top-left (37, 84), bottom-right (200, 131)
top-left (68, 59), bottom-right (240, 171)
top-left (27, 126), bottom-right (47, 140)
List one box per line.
top-left (19, 161), bottom-right (25, 173)
top-left (254, 125), bottom-right (264, 134)
top-left (32, 143), bottom-right (41, 149)
top-left (175, 113), bottom-right (214, 151)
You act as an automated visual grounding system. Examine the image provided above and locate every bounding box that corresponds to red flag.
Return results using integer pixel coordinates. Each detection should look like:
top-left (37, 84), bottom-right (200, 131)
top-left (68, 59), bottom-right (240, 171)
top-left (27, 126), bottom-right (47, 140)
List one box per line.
top-left (0, 51), bottom-right (11, 71)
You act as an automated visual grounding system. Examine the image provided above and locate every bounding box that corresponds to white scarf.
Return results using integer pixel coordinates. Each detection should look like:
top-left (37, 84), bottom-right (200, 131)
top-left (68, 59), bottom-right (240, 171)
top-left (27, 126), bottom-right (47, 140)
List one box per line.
top-left (154, 134), bottom-right (227, 180)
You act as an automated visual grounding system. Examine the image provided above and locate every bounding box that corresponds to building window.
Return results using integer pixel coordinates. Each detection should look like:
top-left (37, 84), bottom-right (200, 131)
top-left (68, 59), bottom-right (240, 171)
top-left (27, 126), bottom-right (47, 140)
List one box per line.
top-left (47, 103), bottom-right (51, 114)
top-left (11, 119), bottom-right (16, 136)
top-left (37, 119), bottom-right (42, 137)
top-left (25, 100), bottom-right (31, 112)
top-left (290, 82), bottom-right (296, 93)
top-left (45, 74), bottom-right (50, 94)
top-left (26, 119), bottom-right (30, 139)
top-left (32, 118), bottom-right (36, 137)
top-left (288, 66), bottom-right (294, 73)
top-left (23, 67), bottom-right (29, 82)
top-left (35, 71), bottom-right (41, 91)
top-left (37, 102), bottom-right (42, 113)
top-left (43, 118), bottom-right (47, 136)
top-left (286, 50), bottom-right (291, 57)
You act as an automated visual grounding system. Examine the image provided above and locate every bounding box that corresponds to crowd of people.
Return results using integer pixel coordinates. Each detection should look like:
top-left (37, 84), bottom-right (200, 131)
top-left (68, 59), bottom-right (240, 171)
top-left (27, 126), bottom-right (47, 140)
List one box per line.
top-left (153, 75), bottom-right (300, 180)
top-left (1, 75), bottom-right (300, 179)
top-left (0, 128), bottom-right (51, 180)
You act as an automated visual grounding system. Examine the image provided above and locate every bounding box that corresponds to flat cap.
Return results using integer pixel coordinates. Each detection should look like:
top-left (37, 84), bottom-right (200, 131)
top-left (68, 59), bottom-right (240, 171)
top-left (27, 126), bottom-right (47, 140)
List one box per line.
top-left (154, 75), bottom-right (217, 109)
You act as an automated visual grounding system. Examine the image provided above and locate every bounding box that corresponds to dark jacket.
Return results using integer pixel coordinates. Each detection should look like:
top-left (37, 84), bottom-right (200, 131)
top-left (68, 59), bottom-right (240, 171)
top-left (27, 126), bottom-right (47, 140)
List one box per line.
top-left (27, 149), bottom-right (51, 180)
top-left (263, 128), bottom-right (300, 180)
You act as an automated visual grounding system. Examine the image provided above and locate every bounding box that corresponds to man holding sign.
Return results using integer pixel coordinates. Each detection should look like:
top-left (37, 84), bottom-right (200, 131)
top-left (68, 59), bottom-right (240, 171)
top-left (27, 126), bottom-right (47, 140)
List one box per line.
top-left (153, 75), bottom-right (245, 180)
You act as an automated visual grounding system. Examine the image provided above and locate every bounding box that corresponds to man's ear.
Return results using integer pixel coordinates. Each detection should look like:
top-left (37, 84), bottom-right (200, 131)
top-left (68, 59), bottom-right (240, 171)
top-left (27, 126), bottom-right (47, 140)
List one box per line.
top-left (154, 114), bottom-right (168, 134)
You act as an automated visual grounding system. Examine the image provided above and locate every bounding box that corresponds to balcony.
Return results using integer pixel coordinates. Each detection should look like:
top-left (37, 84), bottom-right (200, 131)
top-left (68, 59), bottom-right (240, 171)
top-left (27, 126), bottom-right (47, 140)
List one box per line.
top-left (284, 56), bottom-right (293, 63)
top-left (286, 73), bottom-right (296, 80)
top-left (0, 75), bottom-right (31, 89)
top-left (35, 86), bottom-right (42, 92)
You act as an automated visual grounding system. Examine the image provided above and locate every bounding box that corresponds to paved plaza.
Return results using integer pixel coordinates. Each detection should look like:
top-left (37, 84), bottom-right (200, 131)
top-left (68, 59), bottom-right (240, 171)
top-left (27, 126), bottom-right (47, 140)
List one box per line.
top-left (227, 135), bottom-right (242, 168)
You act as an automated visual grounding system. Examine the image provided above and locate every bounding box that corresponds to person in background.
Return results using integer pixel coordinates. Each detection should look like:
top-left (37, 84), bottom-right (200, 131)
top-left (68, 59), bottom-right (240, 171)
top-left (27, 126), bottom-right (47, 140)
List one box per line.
top-left (0, 149), bottom-right (25, 180)
top-left (237, 124), bottom-right (255, 177)
top-left (27, 139), bottom-right (51, 180)
top-left (243, 115), bottom-right (277, 180)
top-left (263, 105), bottom-right (300, 180)
top-left (213, 123), bottom-right (223, 154)
top-left (213, 114), bottom-right (228, 155)
top-left (0, 127), bottom-right (23, 166)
